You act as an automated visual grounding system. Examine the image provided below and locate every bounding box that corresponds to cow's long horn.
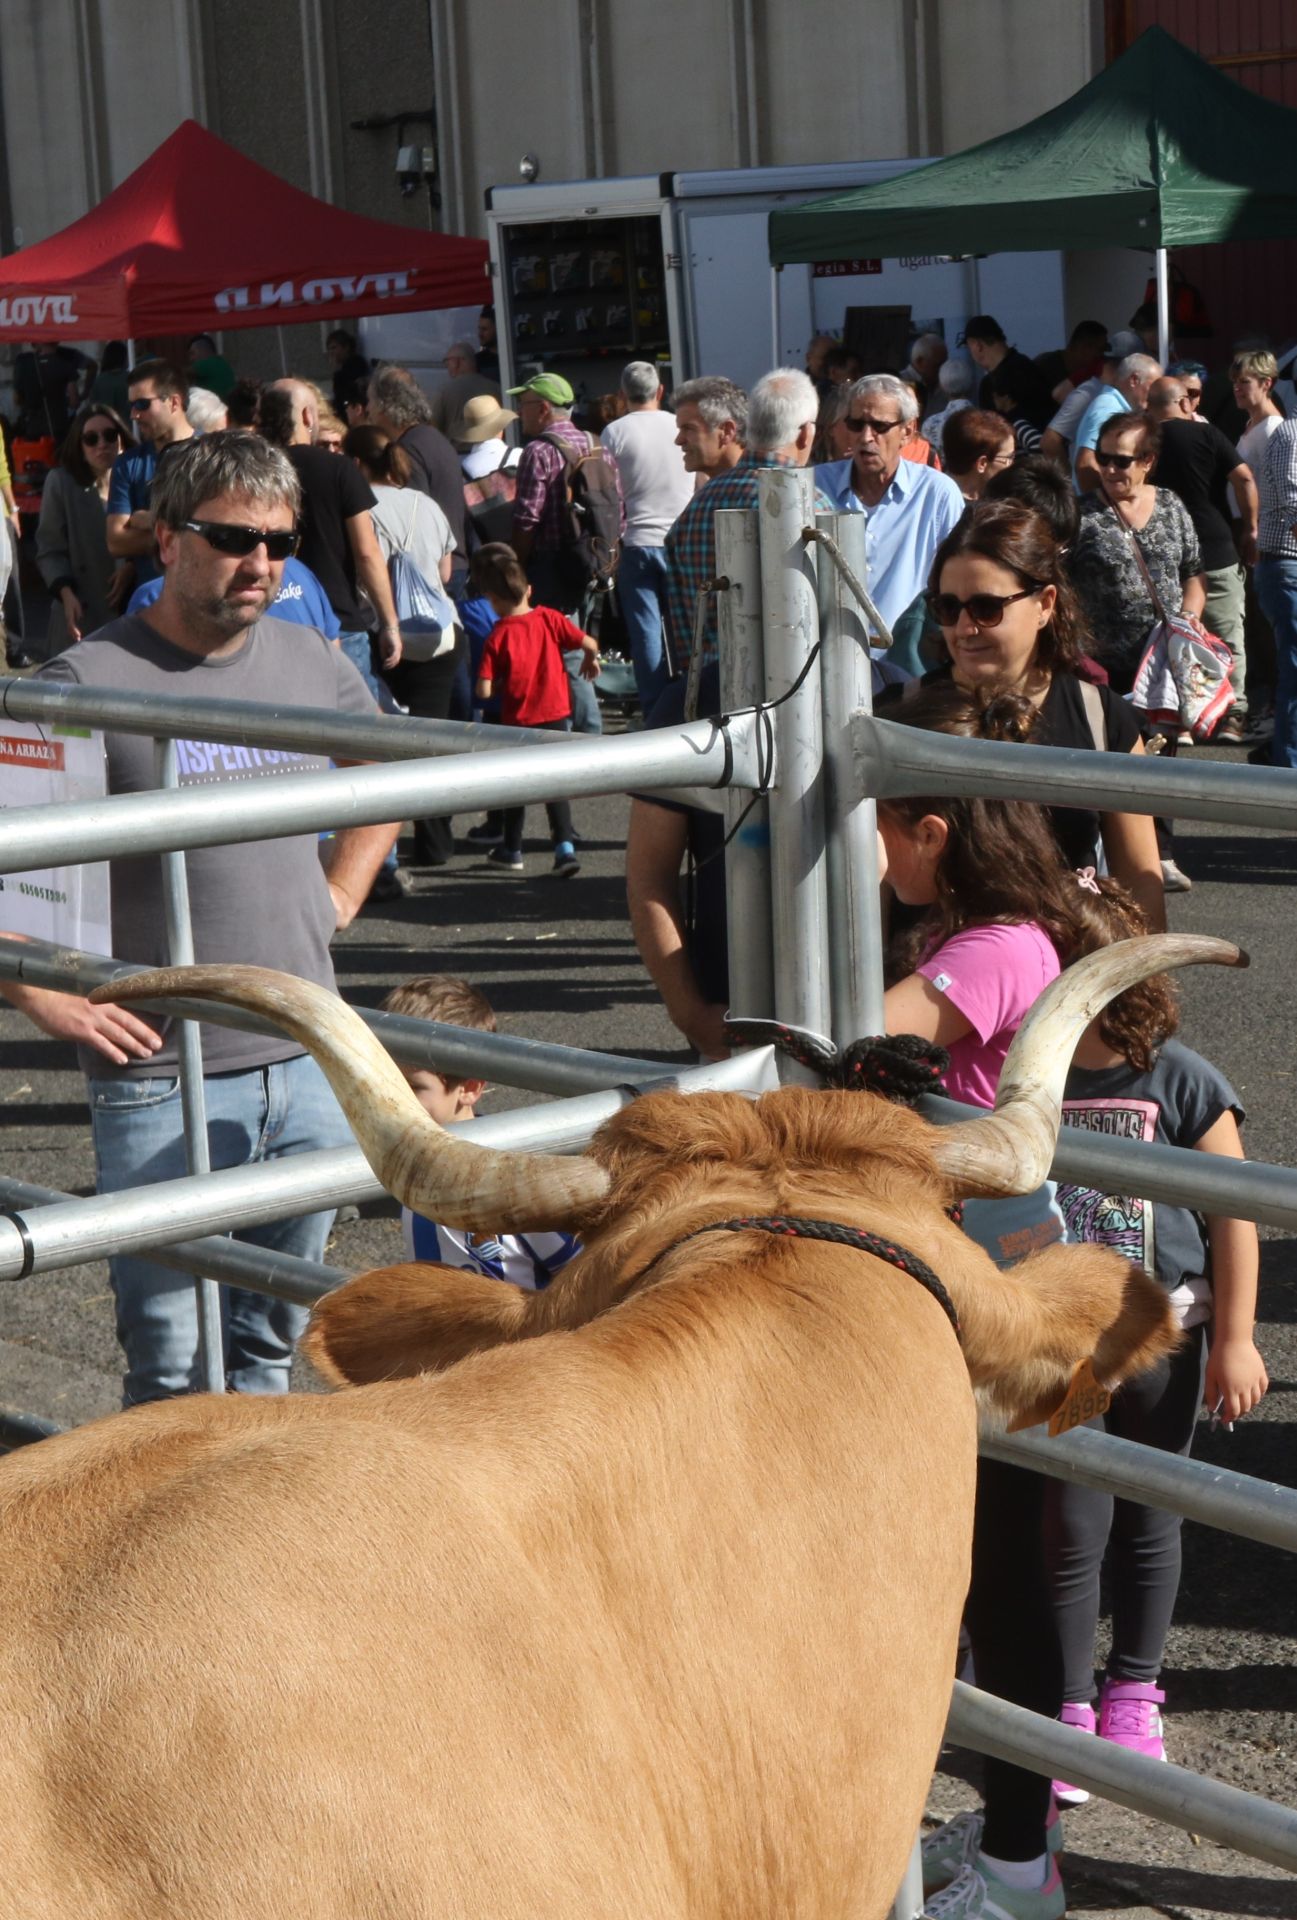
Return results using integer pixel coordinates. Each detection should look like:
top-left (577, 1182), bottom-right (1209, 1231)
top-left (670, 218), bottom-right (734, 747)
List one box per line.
top-left (930, 935), bottom-right (1246, 1197)
top-left (88, 965), bottom-right (610, 1229)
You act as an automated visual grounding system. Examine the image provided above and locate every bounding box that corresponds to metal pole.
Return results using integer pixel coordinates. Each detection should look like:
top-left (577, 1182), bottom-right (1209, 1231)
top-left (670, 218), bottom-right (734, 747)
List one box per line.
top-left (758, 465), bottom-right (832, 1068)
top-left (948, 1682), bottom-right (1297, 1873)
top-left (1155, 246), bottom-right (1171, 366)
top-left (155, 739), bottom-right (225, 1395)
top-left (816, 510), bottom-right (885, 1043)
top-left (715, 505), bottom-right (774, 1022)
top-left (0, 1049), bottom-right (779, 1283)
top-left (0, 716), bottom-right (766, 876)
top-left (889, 1841), bottom-right (924, 1920)
top-left (983, 1425), bottom-right (1297, 1556)
top-left (0, 937), bottom-right (683, 1099)
top-left (853, 713), bottom-right (1297, 833)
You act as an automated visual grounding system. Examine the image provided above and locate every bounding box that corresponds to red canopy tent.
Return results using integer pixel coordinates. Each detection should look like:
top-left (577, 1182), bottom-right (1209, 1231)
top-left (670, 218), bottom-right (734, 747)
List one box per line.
top-left (0, 120), bottom-right (489, 341)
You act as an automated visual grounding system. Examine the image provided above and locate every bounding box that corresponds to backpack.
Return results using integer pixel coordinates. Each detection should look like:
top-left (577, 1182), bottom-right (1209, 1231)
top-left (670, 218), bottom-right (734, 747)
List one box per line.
top-left (540, 430), bottom-right (622, 590)
top-left (387, 494), bottom-right (458, 662)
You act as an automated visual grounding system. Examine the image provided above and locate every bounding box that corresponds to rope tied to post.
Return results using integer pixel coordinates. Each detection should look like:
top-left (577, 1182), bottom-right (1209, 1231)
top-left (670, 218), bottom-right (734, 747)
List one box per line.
top-left (801, 524), bottom-right (893, 651)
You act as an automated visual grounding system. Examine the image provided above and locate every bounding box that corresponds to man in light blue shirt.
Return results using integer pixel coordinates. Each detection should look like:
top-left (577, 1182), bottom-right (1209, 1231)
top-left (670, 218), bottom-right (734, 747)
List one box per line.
top-left (1072, 349), bottom-right (1161, 494)
top-left (814, 374), bottom-right (964, 640)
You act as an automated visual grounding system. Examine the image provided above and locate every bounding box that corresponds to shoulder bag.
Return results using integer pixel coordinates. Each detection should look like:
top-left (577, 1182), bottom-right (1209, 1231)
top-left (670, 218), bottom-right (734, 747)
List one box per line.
top-left (1112, 501), bottom-right (1234, 742)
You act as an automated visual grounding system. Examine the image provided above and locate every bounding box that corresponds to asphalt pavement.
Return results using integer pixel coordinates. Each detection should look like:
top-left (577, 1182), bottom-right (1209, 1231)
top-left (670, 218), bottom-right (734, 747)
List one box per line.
top-left (0, 759), bottom-right (1291, 1917)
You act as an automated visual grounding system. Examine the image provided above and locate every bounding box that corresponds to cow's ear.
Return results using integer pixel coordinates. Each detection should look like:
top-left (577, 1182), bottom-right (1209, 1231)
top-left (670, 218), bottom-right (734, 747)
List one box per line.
top-left (304, 1263), bottom-right (533, 1386)
top-left (958, 1242), bottom-right (1180, 1432)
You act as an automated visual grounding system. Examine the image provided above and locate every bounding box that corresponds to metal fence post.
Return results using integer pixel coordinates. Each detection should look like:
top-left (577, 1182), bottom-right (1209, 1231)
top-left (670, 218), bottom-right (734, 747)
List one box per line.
top-left (816, 511), bottom-right (886, 1044)
top-left (716, 505), bottom-right (774, 1023)
top-left (155, 739), bottom-right (225, 1395)
top-left (757, 466), bottom-right (831, 1068)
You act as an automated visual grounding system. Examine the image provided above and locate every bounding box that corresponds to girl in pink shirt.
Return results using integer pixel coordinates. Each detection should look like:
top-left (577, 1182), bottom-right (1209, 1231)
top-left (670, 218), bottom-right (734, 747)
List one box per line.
top-left (879, 681), bottom-right (1088, 1918)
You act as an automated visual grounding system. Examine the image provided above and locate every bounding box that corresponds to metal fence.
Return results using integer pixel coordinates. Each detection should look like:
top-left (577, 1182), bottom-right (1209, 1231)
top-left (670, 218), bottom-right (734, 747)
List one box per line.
top-left (0, 465), bottom-right (1293, 1895)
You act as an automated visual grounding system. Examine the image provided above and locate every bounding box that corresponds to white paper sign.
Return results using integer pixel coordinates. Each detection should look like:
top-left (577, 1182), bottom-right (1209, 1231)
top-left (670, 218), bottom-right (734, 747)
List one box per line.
top-left (0, 722), bottom-right (111, 955)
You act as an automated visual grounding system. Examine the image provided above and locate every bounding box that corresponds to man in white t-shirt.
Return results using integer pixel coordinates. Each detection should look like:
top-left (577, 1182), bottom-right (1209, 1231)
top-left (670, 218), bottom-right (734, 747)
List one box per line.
top-left (600, 361), bottom-right (694, 715)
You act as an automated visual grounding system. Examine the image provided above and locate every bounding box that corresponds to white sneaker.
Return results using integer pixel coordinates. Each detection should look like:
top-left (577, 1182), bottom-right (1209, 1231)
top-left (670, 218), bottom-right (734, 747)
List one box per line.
top-left (1161, 858), bottom-right (1192, 893)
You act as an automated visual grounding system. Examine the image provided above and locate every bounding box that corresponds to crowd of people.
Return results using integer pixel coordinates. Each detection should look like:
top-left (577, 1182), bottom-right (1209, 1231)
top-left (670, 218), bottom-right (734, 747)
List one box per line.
top-left (0, 300), bottom-right (1277, 1919)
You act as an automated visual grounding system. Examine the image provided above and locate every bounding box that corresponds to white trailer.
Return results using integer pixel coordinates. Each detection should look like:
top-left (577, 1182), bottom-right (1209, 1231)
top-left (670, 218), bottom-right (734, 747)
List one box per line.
top-left (482, 161), bottom-right (1067, 404)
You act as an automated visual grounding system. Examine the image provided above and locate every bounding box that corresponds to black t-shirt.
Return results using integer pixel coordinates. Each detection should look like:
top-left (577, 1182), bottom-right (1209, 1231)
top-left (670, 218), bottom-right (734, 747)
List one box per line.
top-left (399, 423), bottom-right (469, 560)
top-left (639, 667), bottom-right (729, 1008)
top-left (1151, 420), bottom-right (1242, 572)
top-left (979, 347), bottom-right (1054, 431)
top-left (287, 445), bottom-right (376, 629)
top-left (876, 665), bottom-right (1141, 870)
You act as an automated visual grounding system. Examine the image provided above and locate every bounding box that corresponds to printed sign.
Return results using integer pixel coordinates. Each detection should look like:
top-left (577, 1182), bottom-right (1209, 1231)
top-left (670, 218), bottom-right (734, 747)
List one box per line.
top-left (813, 259), bottom-right (882, 278)
top-left (0, 724), bottom-right (110, 955)
top-left (0, 294), bottom-right (79, 328)
top-left (214, 270), bottom-right (415, 315)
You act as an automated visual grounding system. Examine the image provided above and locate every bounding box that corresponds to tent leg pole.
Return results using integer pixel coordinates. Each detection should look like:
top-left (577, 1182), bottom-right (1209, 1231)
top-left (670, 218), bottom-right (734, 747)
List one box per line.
top-left (126, 338), bottom-right (135, 371)
top-left (1155, 247), bottom-right (1170, 366)
top-left (771, 265), bottom-right (781, 366)
top-left (276, 326), bottom-right (288, 376)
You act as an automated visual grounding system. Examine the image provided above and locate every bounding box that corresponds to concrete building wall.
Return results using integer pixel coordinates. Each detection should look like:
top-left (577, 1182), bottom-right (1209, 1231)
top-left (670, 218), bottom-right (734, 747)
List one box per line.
top-left (0, 0), bottom-right (1111, 380)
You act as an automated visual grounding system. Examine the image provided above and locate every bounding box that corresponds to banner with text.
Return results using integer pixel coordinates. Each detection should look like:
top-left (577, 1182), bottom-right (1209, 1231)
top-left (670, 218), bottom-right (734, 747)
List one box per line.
top-left (0, 724), bottom-right (110, 954)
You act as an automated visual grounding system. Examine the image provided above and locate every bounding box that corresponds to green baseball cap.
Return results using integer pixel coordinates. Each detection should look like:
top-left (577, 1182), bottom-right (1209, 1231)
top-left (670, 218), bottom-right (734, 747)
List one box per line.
top-left (507, 371), bottom-right (575, 405)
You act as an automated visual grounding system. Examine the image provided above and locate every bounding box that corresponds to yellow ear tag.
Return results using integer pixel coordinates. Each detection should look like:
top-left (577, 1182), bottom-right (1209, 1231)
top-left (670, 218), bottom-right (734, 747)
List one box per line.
top-left (1046, 1357), bottom-right (1112, 1438)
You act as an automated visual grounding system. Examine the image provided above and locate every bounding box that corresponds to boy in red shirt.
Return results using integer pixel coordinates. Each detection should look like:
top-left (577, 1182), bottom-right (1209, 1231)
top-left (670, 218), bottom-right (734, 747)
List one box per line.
top-left (471, 542), bottom-right (600, 876)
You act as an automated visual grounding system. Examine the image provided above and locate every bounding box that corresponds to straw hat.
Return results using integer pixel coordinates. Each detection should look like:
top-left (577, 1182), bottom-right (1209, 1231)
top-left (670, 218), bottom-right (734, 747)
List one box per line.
top-left (456, 394), bottom-right (519, 443)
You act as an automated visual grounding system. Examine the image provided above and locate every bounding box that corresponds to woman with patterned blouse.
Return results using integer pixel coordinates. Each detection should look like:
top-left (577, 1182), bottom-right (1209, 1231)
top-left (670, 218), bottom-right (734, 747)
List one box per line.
top-left (1069, 410), bottom-right (1207, 892)
top-left (1069, 411), bottom-right (1207, 689)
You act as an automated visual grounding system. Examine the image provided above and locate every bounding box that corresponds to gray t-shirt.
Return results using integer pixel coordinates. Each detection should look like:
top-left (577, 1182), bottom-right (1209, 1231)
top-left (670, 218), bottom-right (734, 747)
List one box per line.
top-left (1059, 1038), bottom-right (1242, 1327)
top-left (36, 613), bottom-right (375, 1078)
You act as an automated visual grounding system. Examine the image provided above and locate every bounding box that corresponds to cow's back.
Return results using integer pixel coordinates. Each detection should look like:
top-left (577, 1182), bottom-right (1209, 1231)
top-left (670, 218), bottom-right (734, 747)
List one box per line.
top-left (0, 1244), bottom-right (973, 1919)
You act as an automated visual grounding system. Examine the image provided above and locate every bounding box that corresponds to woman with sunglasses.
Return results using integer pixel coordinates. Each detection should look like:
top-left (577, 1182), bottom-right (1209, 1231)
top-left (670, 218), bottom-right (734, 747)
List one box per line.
top-left (1069, 411), bottom-right (1206, 689)
top-left (883, 499), bottom-right (1166, 931)
top-left (34, 401), bottom-right (134, 660)
top-left (1070, 413), bottom-right (1206, 892)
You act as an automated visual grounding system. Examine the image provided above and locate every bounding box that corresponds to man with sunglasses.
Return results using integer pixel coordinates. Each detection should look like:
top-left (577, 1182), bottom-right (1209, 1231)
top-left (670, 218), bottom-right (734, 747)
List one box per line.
top-left (815, 373), bottom-right (964, 640)
top-left (106, 359), bottom-right (195, 585)
top-left (2, 433), bottom-right (400, 1408)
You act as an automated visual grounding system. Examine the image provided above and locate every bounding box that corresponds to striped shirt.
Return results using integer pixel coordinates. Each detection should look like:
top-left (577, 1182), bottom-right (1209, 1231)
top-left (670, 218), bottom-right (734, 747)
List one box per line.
top-left (663, 452), bottom-right (832, 666)
top-left (1259, 418), bottom-right (1297, 560)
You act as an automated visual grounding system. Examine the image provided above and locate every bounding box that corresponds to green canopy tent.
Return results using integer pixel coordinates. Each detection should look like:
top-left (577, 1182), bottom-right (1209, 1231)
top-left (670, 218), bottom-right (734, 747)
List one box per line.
top-left (769, 26), bottom-right (1297, 361)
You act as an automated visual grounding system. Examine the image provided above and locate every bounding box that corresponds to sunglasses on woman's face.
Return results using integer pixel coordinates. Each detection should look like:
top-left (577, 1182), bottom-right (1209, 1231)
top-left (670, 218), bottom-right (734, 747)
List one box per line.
top-left (925, 586), bottom-right (1040, 629)
top-left (182, 520), bottom-right (299, 560)
top-left (81, 428), bottom-right (121, 448)
top-left (1097, 451), bottom-right (1139, 470)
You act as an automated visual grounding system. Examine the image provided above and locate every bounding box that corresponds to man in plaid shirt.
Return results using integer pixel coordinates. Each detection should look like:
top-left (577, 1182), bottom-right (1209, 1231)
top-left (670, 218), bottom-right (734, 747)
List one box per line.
top-left (663, 368), bottom-right (829, 674)
top-left (509, 371), bottom-right (624, 734)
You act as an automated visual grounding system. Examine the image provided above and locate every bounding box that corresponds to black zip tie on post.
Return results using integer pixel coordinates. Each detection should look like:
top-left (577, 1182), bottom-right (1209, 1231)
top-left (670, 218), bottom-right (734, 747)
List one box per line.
top-left (721, 1017), bottom-right (949, 1105)
top-left (0, 1208), bottom-right (37, 1280)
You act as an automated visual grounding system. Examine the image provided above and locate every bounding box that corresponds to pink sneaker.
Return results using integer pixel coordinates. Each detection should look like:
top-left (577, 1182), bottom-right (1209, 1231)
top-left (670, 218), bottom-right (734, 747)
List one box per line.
top-left (1052, 1699), bottom-right (1096, 1807)
top-left (1099, 1678), bottom-right (1166, 1761)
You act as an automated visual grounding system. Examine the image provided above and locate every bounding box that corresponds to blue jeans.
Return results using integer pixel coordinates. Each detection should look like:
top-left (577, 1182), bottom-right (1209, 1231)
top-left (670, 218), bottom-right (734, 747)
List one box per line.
top-left (1253, 558), bottom-right (1297, 767)
top-left (338, 630), bottom-right (399, 873)
top-left (617, 544), bottom-right (671, 717)
top-left (88, 1053), bottom-right (354, 1405)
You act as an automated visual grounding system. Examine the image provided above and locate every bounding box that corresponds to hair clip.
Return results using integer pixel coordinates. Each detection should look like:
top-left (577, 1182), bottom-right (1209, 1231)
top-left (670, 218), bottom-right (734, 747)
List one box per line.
top-left (1074, 867), bottom-right (1102, 894)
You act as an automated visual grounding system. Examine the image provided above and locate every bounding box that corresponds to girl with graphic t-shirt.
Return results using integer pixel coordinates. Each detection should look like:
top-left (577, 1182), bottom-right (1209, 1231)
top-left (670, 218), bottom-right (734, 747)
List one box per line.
top-left (880, 682), bottom-right (1087, 1920)
top-left (1044, 876), bottom-right (1266, 1808)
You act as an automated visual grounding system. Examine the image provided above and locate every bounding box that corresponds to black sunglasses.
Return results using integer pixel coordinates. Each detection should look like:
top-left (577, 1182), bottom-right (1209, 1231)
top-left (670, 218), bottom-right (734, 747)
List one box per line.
top-left (81, 428), bottom-right (121, 448)
top-left (926, 586), bottom-right (1041, 629)
top-left (845, 414), bottom-right (903, 436)
top-left (1096, 451), bottom-right (1140, 471)
top-left (182, 520), bottom-right (299, 560)
top-left (129, 395), bottom-right (159, 412)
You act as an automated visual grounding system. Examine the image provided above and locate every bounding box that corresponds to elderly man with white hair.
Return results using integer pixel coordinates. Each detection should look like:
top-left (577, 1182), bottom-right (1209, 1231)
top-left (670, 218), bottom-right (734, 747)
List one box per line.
top-left (923, 357), bottom-right (977, 455)
top-left (901, 330), bottom-right (949, 415)
top-left (600, 361), bottom-right (694, 714)
top-left (814, 372), bottom-right (965, 639)
top-left (662, 367), bottom-right (830, 674)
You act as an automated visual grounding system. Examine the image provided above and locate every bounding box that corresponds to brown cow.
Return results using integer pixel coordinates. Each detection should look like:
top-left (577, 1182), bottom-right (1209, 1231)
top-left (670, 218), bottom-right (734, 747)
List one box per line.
top-left (0, 937), bottom-right (1234, 1920)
